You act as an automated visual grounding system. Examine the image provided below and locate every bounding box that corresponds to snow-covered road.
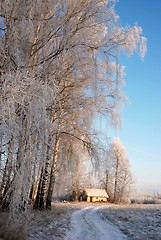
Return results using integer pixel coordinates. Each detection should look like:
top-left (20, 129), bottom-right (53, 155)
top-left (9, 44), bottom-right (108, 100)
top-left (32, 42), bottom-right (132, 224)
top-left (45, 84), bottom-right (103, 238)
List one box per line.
top-left (64, 206), bottom-right (128, 240)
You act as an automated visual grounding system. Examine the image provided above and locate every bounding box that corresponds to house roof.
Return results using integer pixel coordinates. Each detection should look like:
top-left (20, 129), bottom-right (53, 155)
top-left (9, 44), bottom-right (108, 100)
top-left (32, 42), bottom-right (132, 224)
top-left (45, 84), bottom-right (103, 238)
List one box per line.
top-left (85, 188), bottom-right (109, 198)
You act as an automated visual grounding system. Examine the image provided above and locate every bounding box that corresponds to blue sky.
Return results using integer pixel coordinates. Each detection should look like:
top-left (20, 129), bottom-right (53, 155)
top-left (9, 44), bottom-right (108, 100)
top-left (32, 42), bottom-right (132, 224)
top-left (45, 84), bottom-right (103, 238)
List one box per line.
top-left (111, 0), bottom-right (161, 191)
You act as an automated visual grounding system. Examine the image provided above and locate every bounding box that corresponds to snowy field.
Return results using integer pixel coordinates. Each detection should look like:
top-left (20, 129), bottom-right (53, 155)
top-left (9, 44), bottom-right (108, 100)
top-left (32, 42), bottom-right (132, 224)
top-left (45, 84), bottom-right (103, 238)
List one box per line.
top-left (0, 202), bottom-right (161, 239)
top-left (28, 203), bottom-right (161, 240)
top-left (99, 204), bottom-right (161, 240)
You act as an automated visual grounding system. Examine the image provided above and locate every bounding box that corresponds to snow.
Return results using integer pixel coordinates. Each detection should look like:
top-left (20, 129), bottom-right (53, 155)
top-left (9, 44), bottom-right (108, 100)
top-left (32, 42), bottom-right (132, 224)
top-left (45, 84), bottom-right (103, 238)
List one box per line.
top-left (99, 204), bottom-right (161, 240)
top-left (27, 203), bottom-right (161, 240)
top-left (64, 206), bottom-right (127, 240)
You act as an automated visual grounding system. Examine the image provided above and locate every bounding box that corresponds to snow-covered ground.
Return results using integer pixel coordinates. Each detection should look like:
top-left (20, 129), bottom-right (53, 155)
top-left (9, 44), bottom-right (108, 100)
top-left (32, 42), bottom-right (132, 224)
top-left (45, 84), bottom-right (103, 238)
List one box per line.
top-left (28, 204), bottom-right (75, 240)
top-left (64, 206), bottom-right (127, 240)
top-left (99, 204), bottom-right (161, 240)
top-left (27, 203), bottom-right (161, 240)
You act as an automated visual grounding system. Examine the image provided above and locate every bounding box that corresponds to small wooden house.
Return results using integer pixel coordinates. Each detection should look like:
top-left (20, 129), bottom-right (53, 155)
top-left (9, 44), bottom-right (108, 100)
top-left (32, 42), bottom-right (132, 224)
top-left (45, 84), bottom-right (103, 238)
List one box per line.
top-left (84, 188), bottom-right (109, 203)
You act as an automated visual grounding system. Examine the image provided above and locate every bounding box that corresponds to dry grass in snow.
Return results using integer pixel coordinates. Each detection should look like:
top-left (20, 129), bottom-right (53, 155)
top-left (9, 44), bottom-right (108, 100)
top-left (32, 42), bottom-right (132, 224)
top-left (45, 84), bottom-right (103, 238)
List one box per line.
top-left (1, 203), bottom-right (161, 239)
top-left (28, 203), bottom-right (78, 240)
top-left (0, 211), bottom-right (27, 240)
top-left (99, 204), bottom-right (161, 240)
top-left (29, 202), bottom-right (161, 240)
top-left (0, 203), bottom-right (75, 240)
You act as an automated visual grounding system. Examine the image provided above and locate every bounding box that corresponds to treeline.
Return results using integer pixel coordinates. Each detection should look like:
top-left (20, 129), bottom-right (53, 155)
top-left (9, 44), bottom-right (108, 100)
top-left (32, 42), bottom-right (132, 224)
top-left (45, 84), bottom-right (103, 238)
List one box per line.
top-left (99, 138), bottom-right (133, 204)
top-left (54, 138), bottom-right (134, 204)
top-left (0, 0), bottom-right (146, 221)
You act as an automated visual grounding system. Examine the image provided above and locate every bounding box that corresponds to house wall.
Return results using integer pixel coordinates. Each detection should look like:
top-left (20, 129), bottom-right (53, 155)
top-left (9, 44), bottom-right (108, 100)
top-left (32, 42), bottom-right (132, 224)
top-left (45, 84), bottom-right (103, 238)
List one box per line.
top-left (87, 196), bottom-right (107, 202)
top-left (92, 197), bottom-right (107, 202)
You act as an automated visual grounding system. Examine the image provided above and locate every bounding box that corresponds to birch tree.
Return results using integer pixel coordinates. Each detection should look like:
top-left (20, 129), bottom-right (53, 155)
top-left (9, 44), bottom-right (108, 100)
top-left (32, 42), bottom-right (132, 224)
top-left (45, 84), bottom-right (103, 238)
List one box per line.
top-left (110, 138), bottom-right (133, 203)
top-left (0, 0), bottom-right (146, 220)
top-left (99, 148), bottom-right (114, 201)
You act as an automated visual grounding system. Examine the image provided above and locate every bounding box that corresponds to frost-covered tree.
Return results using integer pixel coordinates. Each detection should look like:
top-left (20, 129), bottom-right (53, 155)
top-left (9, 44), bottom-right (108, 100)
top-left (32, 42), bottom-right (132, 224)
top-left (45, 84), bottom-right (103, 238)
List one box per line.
top-left (108, 138), bottom-right (133, 203)
top-left (0, 0), bottom-right (146, 222)
top-left (99, 147), bottom-right (114, 200)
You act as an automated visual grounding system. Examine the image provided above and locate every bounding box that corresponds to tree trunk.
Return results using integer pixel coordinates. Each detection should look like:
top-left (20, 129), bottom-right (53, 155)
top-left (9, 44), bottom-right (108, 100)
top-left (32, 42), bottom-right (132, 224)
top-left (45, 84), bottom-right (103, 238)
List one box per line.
top-left (33, 111), bottom-right (58, 210)
top-left (33, 168), bottom-right (44, 210)
top-left (113, 152), bottom-right (119, 203)
top-left (39, 149), bottom-right (51, 208)
top-left (33, 145), bottom-right (51, 210)
top-left (46, 129), bottom-right (61, 209)
top-left (105, 170), bottom-right (109, 191)
top-left (7, 112), bottom-right (28, 213)
top-left (0, 138), bottom-right (13, 208)
top-left (0, 157), bottom-right (9, 205)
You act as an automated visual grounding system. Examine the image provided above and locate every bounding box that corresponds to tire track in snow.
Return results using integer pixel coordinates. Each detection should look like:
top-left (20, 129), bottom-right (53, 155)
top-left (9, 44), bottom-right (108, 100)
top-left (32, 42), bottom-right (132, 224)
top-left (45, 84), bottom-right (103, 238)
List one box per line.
top-left (64, 206), bottom-right (128, 240)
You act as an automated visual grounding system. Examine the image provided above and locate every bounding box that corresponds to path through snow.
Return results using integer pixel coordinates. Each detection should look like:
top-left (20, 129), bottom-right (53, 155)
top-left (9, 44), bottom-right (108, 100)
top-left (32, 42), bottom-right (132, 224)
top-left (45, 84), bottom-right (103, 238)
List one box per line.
top-left (64, 206), bottom-right (128, 240)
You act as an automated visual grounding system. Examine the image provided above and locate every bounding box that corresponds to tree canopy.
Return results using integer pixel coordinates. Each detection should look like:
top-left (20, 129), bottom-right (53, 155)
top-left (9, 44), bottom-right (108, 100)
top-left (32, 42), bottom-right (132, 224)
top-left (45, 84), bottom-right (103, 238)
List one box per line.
top-left (0, 0), bottom-right (146, 225)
